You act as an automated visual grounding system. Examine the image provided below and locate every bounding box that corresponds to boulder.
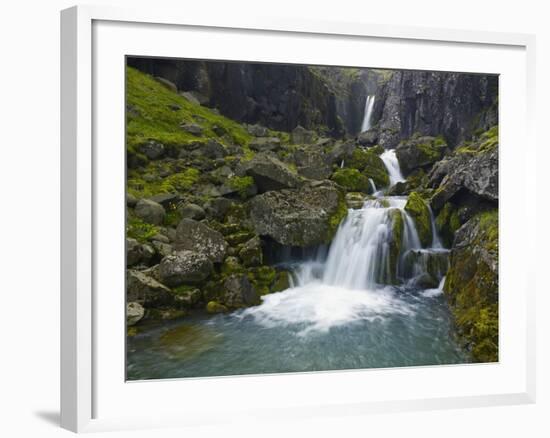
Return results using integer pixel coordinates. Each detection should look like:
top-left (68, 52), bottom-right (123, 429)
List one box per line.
top-left (444, 210), bottom-right (498, 362)
top-left (134, 199), bottom-right (166, 225)
top-left (249, 182), bottom-right (347, 247)
top-left (404, 192), bottom-right (433, 248)
top-left (179, 122), bottom-right (203, 136)
top-left (345, 192), bottom-right (365, 209)
top-left (154, 76), bottom-right (177, 92)
top-left (243, 153), bottom-right (301, 193)
top-left (204, 197), bottom-right (234, 220)
top-left (293, 147), bottom-right (332, 180)
top-left (329, 140), bottom-right (356, 164)
top-left (345, 149), bottom-right (389, 188)
top-left (395, 136), bottom-right (447, 176)
top-left (220, 274), bottom-right (259, 308)
top-left (158, 250), bottom-right (213, 286)
top-left (331, 168), bottom-right (372, 193)
top-left (126, 270), bottom-right (173, 307)
top-left (206, 301), bottom-right (228, 314)
top-left (138, 140), bottom-right (165, 160)
top-left (178, 203), bottom-right (206, 221)
top-left (201, 139), bottom-right (227, 159)
top-left (127, 238), bottom-right (145, 267)
top-left (249, 137), bottom-right (281, 152)
top-left (150, 193), bottom-right (180, 208)
top-left (175, 219), bottom-right (228, 263)
top-left (238, 236), bottom-right (263, 267)
top-left (429, 147), bottom-right (498, 210)
top-left (246, 124), bottom-right (269, 137)
top-left (290, 125), bottom-right (316, 144)
top-left (357, 130), bottom-right (379, 147)
top-left (126, 302), bottom-right (145, 326)
top-left (126, 193), bottom-right (138, 208)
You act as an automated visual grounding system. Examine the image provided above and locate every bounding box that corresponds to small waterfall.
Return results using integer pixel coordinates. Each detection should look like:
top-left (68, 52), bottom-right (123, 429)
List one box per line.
top-left (379, 149), bottom-right (405, 187)
top-left (428, 205), bottom-right (443, 248)
top-left (361, 95), bottom-right (376, 132)
top-left (368, 178), bottom-right (377, 194)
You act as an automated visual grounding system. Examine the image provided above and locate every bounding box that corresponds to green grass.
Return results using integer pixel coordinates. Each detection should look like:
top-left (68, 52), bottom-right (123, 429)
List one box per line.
top-left (126, 66), bottom-right (252, 153)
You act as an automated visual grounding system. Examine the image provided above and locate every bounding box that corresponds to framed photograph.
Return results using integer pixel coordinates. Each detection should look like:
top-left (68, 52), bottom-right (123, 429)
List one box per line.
top-left (61, 5), bottom-right (536, 433)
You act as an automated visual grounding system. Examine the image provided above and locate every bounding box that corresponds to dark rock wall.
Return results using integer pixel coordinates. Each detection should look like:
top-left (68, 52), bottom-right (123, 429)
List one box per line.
top-left (372, 70), bottom-right (498, 148)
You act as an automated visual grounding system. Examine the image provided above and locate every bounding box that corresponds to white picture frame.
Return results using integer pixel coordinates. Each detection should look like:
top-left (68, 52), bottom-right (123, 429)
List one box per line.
top-left (60, 4), bottom-right (537, 433)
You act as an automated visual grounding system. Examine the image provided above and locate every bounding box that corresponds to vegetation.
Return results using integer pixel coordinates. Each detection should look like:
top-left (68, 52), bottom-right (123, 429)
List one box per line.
top-left (405, 192), bottom-right (433, 247)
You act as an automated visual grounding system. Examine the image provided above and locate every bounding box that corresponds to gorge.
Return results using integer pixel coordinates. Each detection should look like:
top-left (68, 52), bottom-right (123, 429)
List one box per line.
top-left (125, 60), bottom-right (499, 379)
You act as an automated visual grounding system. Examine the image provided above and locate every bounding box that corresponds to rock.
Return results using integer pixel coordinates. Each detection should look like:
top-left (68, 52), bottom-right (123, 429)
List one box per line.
top-left (154, 76), bottom-right (177, 92)
top-left (135, 199), bottom-right (166, 225)
top-left (331, 168), bottom-right (372, 193)
top-left (221, 256), bottom-right (244, 276)
top-left (168, 103), bottom-right (181, 111)
top-left (345, 149), bottom-right (389, 187)
top-left (249, 137), bottom-right (282, 152)
top-left (357, 130), bottom-right (379, 146)
top-left (147, 308), bottom-right (187, 320)
top-left (395, 136), bottom-right (447, 176)
top-left (206, 301), bottom-right (228, 314)
top-left (127, 238), bottom-right (145, 267)
top-left (246, 124), bottom-right (269, 137)
top-left (220, 274), bottom-right (259, 308)
top-left (293, 147), bottom-right (332, 180)
top-left (290, 125), bottom-right (316, 144)
top-left (249, 183), bottom-right (347, 247)
top-left (345, 192), bottom-right (365, 209)
top-left (179, 122), bottom-right (203, 136)
top-left (204, 197), bottom-right (234, 220)
top-left (238, 236), bottom-right (263, 267)
top-left (444, 210), bottom-right (498, 362)
top-left (126, 302), bottom-right (145, 326)
top-left (175, 219), bottom-right (228, 263)
top-left (138, 140), bottom-right (165, 160)
top-left (126, 270), bottom-right (173, 307)
top-left (150, 193), bottom-right (180, 208)
top-left (172, 286), bottom-right (202, 307)
top-left (401, 249), bottom-right (449, 288)
top-left (243, 153), bottom-right (301, 193)
top-left (158, 250), bottom-right (213, 287)
top-left (271, 271), bottom-right (291, 292)
top-left (201, 139), bottom-right (227, 159)
top-left (429, 131), bottom-right (498, 210)
top-left (126, 193), bottom-right (138, 207)
top-left (151, 240), bottom-right (173, 258)
top-left (404, 192), bottom-right (432, 247)
top-left (178, 203), bottom-right (206, 220)
top-left (180, 91), bottom-right (200, 105)
top-left (328, 140), bottom-right (356, 164)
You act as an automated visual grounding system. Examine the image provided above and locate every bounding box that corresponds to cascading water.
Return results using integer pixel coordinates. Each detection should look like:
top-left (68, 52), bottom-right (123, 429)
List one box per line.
top-left (361, 95), bottom-right (376, 132)
top-left (380, 149), bottom-right (406, 186)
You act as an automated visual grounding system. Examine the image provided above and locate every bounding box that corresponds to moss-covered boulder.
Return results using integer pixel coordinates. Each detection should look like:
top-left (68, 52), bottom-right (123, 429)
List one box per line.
top-left (243, 153), bottom-right (301, 193)
top-left (271, 271), bottom-right (291, 292)
top-left (247, 266), bottom-right (277, 296)
top-left (444, 210), bottom-right (498, 363)
top-left (126, 269), bottom-right (173, 307)
top-left (249, 182), bottom-right (347, 247)
top-left (206, 300), bottom-right (228, 314)
top-left (404, 192), bottom-right (433, 247)
top-left (388, 209), bottom-right (404, 284)
top-left (395, 135), bottom-right (447, 176)
top-left (331, 168), bottom-right (371, 192)
top-left (220, 274), bottom-right (260, 308)
top-left (238, 236), bottom-right (263, 267)
top-left (346, 149), bottom-right (389, 187)
top-left (435, 202), bottom-right (462, 247)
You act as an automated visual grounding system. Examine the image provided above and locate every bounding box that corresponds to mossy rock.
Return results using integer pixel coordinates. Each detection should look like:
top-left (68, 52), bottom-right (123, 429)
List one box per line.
top-left (331, 168), bottom-right (371, 192)
top-left (271, 271), bottom-right (291, 292)
top-left (404, 192), bottom-right (433, 247)
top-left (444, 210), bottom-right (498, 363)
top-left (221, 256), bottom-right (245, 276)
top-left (346, 149), bottom-right (389, 187)
top-left (435, 202), bottom-right (462, 247)
top-left (206, 301), bottom-right (228, 314)
top-left (388, 209), bottom-right (404, 284)
top-left (247, 266), bottom-right (277, 295)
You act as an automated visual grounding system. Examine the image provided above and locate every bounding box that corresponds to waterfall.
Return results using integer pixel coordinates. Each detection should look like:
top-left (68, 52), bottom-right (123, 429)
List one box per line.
top-left (242, 154), bottom-right (448, 334)
top-left (379, 149), bottom-right (405, 187)
top-left (361, 95), bottom-right (376, 132)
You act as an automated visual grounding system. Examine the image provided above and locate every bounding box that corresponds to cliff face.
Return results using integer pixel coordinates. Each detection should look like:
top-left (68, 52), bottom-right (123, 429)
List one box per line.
top-left (371, 70), bottom-right (498, 148)
top-left (128, 58), bottom-right (347, 137)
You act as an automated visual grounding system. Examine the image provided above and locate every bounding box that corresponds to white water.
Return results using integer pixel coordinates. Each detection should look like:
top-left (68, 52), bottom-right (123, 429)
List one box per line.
top-left (361, 95), bottom-right (376, 132)
top-left (380, 149), bottom-right (406, 186)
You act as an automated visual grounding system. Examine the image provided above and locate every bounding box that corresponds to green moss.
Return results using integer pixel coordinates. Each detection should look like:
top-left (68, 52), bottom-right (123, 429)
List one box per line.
top-left (126, 215), bottom-right (159, 243)
top-left (444, 209), bottom-right (498, 363)
top-left (331, 168), bottom-right (371, 192)
top-left (404, 192), bottom-right (432, 247)
top-left (388, 209), bottom-right (403, 284)
top-left (126, 66), bottom-right (252, 152)
top-left (435, 202), bottom-right (461, 247)
top-left (221, 257), bottom-right (245, 276)
top-left (247, 266), bottom-right (277, 296)
top-left (326, 194), bottom-right (349, 242)
top-left (127, 167), bottom-right (199, 198)
top-left (346, 149), bottom-right (389, 187)
top-left (206, 301), bottom-right (228, 314)
top-left (271, 271), bottom-right (291, 292)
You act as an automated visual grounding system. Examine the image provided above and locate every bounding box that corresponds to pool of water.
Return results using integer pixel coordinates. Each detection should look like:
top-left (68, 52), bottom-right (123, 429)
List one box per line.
top-left (126, 284), bottom-right (468, 380)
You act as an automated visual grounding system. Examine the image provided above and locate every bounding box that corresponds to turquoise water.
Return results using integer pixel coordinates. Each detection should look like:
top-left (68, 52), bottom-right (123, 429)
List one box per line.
top-left (126, 284), bottom-right (467, 380)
